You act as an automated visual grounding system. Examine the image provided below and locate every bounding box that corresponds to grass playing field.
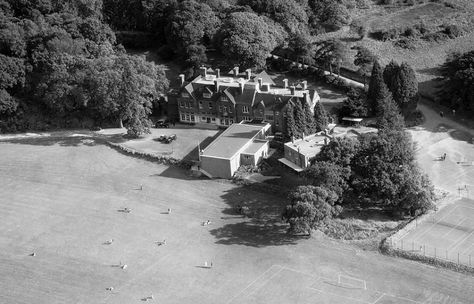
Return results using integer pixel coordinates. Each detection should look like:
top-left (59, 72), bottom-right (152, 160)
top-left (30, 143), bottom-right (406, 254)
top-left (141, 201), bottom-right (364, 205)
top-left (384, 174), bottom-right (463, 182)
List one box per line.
top-left (1, 135), bottom-right (474, 303)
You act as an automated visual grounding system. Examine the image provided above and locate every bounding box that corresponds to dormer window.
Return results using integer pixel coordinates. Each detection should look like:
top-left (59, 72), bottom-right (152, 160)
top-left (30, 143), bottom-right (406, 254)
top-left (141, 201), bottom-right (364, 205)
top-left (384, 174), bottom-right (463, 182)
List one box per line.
top-left (220, 96), bottom-right (228, 101)
top-left (242, 105), bottom-right (249, 113)
top-left (182, 92), bottom-right (190, 98)
top-left (203, 92), bottom-right (212, 98)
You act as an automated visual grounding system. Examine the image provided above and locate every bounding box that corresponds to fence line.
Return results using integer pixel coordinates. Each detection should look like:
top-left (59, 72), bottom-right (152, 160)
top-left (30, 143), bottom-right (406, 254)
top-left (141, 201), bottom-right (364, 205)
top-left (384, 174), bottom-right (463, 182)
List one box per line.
top-left (388, 238), bottom-right (472, 268)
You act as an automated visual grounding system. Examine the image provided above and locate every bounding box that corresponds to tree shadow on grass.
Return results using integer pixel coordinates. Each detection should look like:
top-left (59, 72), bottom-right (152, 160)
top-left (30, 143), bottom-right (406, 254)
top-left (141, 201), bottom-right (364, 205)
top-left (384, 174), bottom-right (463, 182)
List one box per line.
top-left (209, 220), bottom-right (297, 247)
top-left (210, 184), bottom-right (297, 247)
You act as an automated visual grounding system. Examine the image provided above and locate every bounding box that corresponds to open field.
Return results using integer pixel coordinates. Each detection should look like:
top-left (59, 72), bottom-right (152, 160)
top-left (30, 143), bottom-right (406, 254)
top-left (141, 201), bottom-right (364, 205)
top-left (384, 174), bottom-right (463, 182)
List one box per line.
top-left (1, 139), bottom-right (474, 303)
top-left (394, 198), bottom-right (474, 266)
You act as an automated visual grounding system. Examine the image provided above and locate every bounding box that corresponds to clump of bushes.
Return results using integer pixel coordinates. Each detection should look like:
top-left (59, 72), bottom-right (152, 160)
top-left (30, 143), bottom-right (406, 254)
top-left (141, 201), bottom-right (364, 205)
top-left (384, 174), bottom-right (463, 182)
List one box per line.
top-left (372, 22), bottom-right (462, 43)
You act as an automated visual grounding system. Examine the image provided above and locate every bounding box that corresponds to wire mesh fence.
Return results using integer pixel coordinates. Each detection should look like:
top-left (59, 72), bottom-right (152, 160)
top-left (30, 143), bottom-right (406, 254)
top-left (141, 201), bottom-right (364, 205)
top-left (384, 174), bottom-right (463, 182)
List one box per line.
top-left (389, 238), bottom-right (473, 268)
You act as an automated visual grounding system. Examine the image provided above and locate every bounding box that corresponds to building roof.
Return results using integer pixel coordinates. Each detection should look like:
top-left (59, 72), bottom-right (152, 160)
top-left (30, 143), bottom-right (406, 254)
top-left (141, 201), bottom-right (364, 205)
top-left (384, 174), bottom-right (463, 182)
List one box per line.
top-left (202, 123), bottom-right (269, 159)
top-left (177, 67), bottom-right (319, 109)
top-left (285, 134), bottom-right (330, 158)
top-left (242, 140), bottom-right (267, 155)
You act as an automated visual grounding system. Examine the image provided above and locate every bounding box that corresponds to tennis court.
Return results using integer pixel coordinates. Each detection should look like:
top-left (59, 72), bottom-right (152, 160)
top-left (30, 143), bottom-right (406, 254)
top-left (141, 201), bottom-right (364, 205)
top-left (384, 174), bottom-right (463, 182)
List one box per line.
top-left (394, 198), bottom-right (474, 266)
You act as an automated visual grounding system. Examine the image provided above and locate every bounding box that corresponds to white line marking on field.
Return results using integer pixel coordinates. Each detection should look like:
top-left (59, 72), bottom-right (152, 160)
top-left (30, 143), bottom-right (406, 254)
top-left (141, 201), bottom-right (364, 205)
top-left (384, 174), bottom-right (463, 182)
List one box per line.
top-left (449, 231), bottom-right (474, 252)
top-left (440, 219), bottom-right (466, 238)
top-left (412, 206), bottom-right (459, 243)
top-left (225, 265), bottom-right (281, 304)
top-left (307, 286), bottom-right (370, 304)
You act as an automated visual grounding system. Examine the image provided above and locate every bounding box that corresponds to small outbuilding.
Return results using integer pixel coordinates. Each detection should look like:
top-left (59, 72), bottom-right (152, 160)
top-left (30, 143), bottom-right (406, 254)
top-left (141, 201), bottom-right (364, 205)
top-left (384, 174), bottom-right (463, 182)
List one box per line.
top-left (200, 122), bottom-right (271, 178)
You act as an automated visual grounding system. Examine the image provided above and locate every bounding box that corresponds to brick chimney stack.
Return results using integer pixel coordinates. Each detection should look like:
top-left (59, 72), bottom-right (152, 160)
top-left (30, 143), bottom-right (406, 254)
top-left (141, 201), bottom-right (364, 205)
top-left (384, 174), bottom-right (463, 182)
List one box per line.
top-left (214, 79), bottom-right (219, 92)
top-left (302, 80), bottom-right (307, 90)
top-left (290, 86), bottom-right (296, 95)
top-left (283, 79), bottom-right (288, 89)
top-left (178, 74), bottom-right (185, 87)
top-left (200, 67), bottom-right (207, 77)
top-left (216, 68), bottom-right (220, 79)
top-left (257, 78), bottom-right (263, 90)
top-left (233, 66), bottom-right (239, 77)
top-left (245, 69), bottom-right (251, 80)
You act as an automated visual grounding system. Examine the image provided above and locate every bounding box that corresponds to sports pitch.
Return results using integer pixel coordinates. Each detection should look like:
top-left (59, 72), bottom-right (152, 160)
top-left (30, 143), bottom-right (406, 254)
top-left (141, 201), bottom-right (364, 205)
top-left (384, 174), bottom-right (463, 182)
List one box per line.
top-left (394, 198), bottom-right (474, 266)
top-left (1, 138), bottom-right (474, 303)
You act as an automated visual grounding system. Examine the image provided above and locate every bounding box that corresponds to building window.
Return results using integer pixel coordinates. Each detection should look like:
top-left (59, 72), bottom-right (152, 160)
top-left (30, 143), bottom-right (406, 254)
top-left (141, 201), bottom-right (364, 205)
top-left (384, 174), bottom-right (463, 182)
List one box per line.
top-left (185, 102), bottom-right (189, 109)
top-left (265, 115), bottom-right (274, 121)
top-left (241, 116), bottom-right (250, 121)
top-left (275, 111), bottom-right (280, 116)
top-left (180, 101), bottom-right (185, 107)
top-left (181, 114), bottom-right (185, 121)
top-left (219, 105), bottom-right (222, 112)
top-left (199, 101), bottom-right (203, 109)
top-left (230, 119), bottom-right (234, 124)
top-left (221, 96), bottom-right (228, 101)
top-left (275, 120), bottom-right (279, 126)
top-left (223, 105), bottom-right (227, 113)
top-left (191, 114), bottom-right (195, 122)
top-left (242, 105), bottom-right (249, 113)
top-left (182, 92), bottom-right (189, 98)
top-left (203, 92), bottom-right (211, 98)
top-left (201, 116), bottom-right (206, 121)
top-left (209, 102), bottom-right (213, 109)
top-left (185, 114), bottom-right (190, 121)
top-left (228, 106), bottom-right (233, 113)
top-left (211, 117), bottom-right (216, 122)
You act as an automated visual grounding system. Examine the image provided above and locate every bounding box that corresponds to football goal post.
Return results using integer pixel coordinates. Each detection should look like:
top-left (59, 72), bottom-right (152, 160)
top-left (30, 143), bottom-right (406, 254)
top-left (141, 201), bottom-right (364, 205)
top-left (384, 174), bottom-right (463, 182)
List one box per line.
top-left (337, 274), bottom-right (367, 290)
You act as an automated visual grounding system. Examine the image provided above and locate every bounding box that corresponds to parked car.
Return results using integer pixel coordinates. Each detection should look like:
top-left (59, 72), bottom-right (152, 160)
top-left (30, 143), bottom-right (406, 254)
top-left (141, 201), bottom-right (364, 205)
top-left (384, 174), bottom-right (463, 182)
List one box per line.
top-left (155, 120), bottom-right (169, 128)
top-left (164, 134), bottom-right (177, 144)
top-left (157, 135), bottom-right (168, 142)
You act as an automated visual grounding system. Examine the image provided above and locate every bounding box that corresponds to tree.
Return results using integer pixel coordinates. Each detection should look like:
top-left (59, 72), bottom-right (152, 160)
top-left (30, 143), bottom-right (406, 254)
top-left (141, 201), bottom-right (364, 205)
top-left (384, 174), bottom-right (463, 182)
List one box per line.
top-left (367, 60), bottom-right (384, 115)
top-left (353, 46), bottom-right (376, 88)
top-left (375, 89), bottom-right (405, 132)
top-left (288, 29), bottom-right (314, 65)
top-left (219, 12), bottom-right (286, 68)
top-left (303, 161), bottom-right (350, 199)
top-left (313, 101), bottom-right (329, 131)
top-left (313, 39), bottom-right (347, 75)
top-left (240, 0), bottom-right (309, 34)
top-left (339, 87), bottom-right (369, 117)
top-left (309, 0), bottom-right (351, 30)
top-left (303, 99), bottom-right (316, 134)
top-left (383, 61), bottom-right (419, 115)
top-left (87, 54), bottom-right (169, 136)
top-left (166, 0), bottom-right (219, 64)
top-left (316, 137), bottom-right (360, 168)
top-left (284, 101), bottom-right (297, 139)
top-left (294, 98), bottom-right (305, 138)
top-left (282, 185), bottom-right (341, 235)
top-left (350, 130), bottom-right (421, 209)
top-left (440, 50), bottom-right (474, 112)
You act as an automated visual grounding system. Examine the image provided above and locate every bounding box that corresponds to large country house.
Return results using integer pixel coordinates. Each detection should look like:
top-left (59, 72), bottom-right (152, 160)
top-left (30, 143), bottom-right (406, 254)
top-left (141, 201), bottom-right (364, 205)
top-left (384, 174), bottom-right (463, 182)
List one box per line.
top-left (175, 67), bottom-right (320, 132)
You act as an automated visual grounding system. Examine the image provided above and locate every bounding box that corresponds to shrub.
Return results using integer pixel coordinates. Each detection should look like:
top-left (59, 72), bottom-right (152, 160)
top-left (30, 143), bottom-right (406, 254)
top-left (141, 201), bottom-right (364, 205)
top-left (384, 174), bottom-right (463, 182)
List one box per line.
top-left (394, 37), bottom-right (416, 50)
top-left (443, 24), bottom-right (462, 39)
top-left (423, 32), bottom-right (448, 42)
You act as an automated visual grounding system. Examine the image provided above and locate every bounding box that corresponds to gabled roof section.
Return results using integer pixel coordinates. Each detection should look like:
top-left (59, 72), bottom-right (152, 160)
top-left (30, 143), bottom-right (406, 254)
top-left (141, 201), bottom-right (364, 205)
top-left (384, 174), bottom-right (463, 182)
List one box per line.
top-left (223, 87), bottom-right (236, 105)
top-left (251, 71), bottom-right (275, 85)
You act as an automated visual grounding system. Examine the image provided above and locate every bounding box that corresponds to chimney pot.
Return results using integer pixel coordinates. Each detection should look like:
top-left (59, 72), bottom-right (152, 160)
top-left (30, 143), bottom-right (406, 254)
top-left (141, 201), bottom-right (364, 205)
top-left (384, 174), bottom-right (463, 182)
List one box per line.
top-left (233, 67), bottom-right (239, 77)
top-left (290, 86), bottom-right (296, 95)
top-left (302, 80), bottom-right (307, 90)
top-left (200, 67), bottom-right (207, 77)
top-left (283, 79), bottom-right (288, 89)
top-left (178, 74), bottom-right (185, 86)
top-left (245, 69), bottom-right (251, 80)
top-left (214, 79), bottom-right (219, 92)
